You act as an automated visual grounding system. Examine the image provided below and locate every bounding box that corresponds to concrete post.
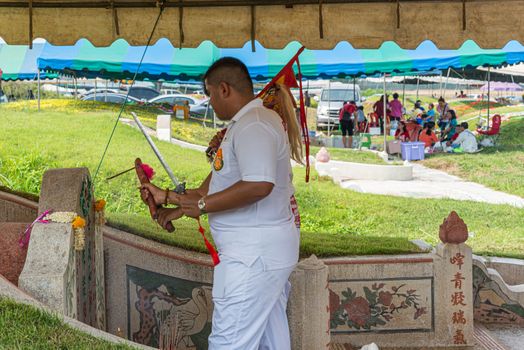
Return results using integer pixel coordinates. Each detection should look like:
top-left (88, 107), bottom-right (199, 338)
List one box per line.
top-left (434, 211), bottom-right (474, 347)
top-left (288, 254), bottom-right (330, 350)
top-left (156, 114), bottom-right (171, 142)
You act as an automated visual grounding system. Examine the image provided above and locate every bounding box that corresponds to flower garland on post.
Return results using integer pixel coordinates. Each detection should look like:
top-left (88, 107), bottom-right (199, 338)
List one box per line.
top-left (42, 212), bottom-right (86, 251)
top-left (94, 199), bottom-right (107, 226)
top-left (72, 216), bottom-right (86, 251)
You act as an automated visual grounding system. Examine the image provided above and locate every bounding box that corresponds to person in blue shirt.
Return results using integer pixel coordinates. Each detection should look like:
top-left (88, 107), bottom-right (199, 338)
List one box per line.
top-left (426, 103), bottom-right (436, 122)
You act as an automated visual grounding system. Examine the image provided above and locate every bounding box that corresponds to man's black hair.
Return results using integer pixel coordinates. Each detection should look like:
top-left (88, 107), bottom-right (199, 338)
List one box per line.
top-left (393, 93), bottom-right (399, 99)
top-left (203, 57), bottom-right (253, 96)
top-left (460, 122), bottom-right (469, 129)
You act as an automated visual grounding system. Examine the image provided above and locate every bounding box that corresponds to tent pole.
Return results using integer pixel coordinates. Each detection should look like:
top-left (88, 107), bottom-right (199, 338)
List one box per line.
top-left (94, 78), bottom-right (97, 101)
top-left (487, 66), bottom-right (491, 126)
top-left (105, 79), bottom-right (108, 102)
top-left (37, 69), bottom-right (41, 111)
top-left (439, 71), bottom-right (443, 97)
top-left (353, 77), bottom-right (356, 101)
top-left (383, 74), bottom-right (387, 153)
top-left (402, 75), bottom-right (406, 107)
top-left (416, 76), bottom-right (420, 100)
top-left (327, 79), bottom-right (331, 138)
top-left (444, 68), bottom-right (451, 99)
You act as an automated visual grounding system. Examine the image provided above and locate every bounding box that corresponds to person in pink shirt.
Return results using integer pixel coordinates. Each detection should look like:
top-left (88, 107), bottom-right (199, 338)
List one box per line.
top-left (389, 93), bottom-right (403, 122)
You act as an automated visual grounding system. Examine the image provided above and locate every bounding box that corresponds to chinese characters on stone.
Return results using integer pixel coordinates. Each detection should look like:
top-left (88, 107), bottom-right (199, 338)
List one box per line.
top-left (450, 253), bottom-right (467, 345)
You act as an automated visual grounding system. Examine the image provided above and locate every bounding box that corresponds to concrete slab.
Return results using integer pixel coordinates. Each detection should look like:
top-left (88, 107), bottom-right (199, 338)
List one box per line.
top-left (324, 162), bottom-right (524, 208)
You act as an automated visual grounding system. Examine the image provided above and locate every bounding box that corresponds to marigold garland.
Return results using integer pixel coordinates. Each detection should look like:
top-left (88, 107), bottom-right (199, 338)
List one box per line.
top-left (74, 227), bottom-right (85, 251)
top-left (44, 211), bottom-right (76, 223)
top-left (95, 199), bottom-right (107, 226)
top-left (94, 199), bottom-right (107, 212)
top-left (72, 216), bottom-right (86, 229)
top-left (43, 212), bottom-right (86, 251)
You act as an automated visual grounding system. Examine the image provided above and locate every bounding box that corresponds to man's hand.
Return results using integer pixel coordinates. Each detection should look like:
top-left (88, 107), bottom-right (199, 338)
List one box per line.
top-left (157, 207), bottom-right (183, 230)
top-left (140, 183), bottom-right (165, 205)
top-left (141, 183), bottom-right (181, 206)
top-left (179, 191), bottom-right (203, 218)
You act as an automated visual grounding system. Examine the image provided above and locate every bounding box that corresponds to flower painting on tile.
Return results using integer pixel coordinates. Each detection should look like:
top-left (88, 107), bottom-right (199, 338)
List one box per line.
top-left (329, 278), bottom-right (433, 333)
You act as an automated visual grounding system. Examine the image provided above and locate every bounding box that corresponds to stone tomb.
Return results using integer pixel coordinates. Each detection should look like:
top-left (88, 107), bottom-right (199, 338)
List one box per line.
top-left (13, 168), bottom-right (492, 349)
top-left (18, 168), bottom-right (105, 330)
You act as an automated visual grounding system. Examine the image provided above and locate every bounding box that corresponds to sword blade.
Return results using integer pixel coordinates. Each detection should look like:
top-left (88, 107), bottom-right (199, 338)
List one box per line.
top-left (131, 112), bottom-right (180, 187)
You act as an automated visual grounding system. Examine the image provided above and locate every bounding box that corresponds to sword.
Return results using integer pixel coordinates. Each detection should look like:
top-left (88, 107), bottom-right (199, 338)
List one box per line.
top-left (131, 112), bottom-right (186, 194)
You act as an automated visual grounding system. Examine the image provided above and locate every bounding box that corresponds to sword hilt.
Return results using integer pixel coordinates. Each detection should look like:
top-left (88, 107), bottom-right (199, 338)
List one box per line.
top-left (174, 182), bottom-right (186, 194)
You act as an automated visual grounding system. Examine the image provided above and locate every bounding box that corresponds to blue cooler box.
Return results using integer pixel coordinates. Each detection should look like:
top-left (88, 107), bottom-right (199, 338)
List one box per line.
top-left (401, 142), bottom-right (425, 161)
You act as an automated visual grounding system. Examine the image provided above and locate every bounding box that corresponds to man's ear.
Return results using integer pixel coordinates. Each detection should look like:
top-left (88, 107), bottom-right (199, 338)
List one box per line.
top-left (218, 81), bottom-right (231, 99)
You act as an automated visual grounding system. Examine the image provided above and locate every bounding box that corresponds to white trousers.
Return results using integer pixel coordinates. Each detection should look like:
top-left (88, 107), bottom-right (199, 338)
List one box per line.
top-left (208, 256), bottom-right (294, 350)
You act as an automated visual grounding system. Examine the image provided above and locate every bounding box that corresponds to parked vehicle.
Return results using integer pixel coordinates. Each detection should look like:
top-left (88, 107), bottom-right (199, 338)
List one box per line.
top-left (126, 86), bottom-right (160, 101)
top-left (190, 99), bottom-right (214, 119)
top-left (316, 83), bottom-right (363, 129)
top-left (81, 93), bottom-right (142, 104)
top-left (147, 94), bottom-right (200, 107)
top-left (79, 88), bottom-right (121, 99)
top-left (160, 88), bottom-right (183, 95)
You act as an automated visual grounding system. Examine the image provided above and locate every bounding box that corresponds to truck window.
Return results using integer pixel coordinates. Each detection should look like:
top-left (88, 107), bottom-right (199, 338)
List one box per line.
top-left (321, 89), bottom-right (359, 102)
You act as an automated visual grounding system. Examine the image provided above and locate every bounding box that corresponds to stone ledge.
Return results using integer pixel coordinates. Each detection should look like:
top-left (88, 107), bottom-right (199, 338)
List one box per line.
top-left (103, 225), bottom-right (214, 267)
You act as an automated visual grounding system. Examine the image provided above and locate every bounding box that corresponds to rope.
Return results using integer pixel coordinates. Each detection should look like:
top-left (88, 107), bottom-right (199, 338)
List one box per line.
top-left (93, 3), bottom-right (166, 184)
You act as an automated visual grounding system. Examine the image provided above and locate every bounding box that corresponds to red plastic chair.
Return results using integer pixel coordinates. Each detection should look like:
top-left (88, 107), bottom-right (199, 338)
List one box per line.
top-left (477, 114), bottom-right (502, 145)
top-left (477, 114), bottom-right (501, 136)
top-left (405, 122), bottom-right (422, 142)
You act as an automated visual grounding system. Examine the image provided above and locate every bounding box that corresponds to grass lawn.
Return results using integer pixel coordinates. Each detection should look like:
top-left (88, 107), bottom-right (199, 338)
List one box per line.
top-left (0, 298), bottom-right (135, 349)
top-left (423, 117), bottom-right (524, 198)
top-left (1, 101), bottom-right (523, 258)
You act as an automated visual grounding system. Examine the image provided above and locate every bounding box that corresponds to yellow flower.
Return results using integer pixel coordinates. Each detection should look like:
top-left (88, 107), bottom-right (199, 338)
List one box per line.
top-left (72, 216), bottom-right (86, 229)
top-left (94, 199), bottom-right (106, 212)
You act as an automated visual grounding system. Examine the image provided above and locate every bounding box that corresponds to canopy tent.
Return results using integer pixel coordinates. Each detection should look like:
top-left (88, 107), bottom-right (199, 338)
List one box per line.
top-left (478, 63), bottom-right (524, 78)
top-left (1, 1), bottom-right (524, 49)
top-left (393, 76), bottom-right (487, 86)
top-left (0, 41), bottom-right (57, 80)
top-left (37, 39), bottom-right (524, 81)
top-left (480, 82), bottom-right (523, 91)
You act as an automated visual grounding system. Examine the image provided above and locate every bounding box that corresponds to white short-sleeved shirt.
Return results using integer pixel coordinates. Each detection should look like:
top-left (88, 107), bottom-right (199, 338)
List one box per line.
top-left (208, 98), bottom-right (299, 270)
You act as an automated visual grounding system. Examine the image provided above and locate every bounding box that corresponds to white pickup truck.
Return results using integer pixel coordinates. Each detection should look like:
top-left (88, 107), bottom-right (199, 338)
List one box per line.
top-left (316, 83), bottom-right (363, 130)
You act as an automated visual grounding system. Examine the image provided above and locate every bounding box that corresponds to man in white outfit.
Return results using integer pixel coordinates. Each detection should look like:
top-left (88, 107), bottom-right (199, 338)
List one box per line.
top-left (451, 122), bottom-right (478, 153)
top-left (143, 57), bottom-right (299, 349)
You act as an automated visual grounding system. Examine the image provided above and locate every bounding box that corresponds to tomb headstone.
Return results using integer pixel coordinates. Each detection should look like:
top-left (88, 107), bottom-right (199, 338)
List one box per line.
top-left (19, 167), bottom-right (105, 329)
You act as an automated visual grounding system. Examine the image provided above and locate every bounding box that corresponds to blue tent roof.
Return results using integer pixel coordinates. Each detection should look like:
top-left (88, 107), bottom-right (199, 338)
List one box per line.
top-left (3, 39), bottom-right (524, 81)
top-left (0, 42), bottom-right (56, 80)
top-left (37, 39), bottom-right (524, 81)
